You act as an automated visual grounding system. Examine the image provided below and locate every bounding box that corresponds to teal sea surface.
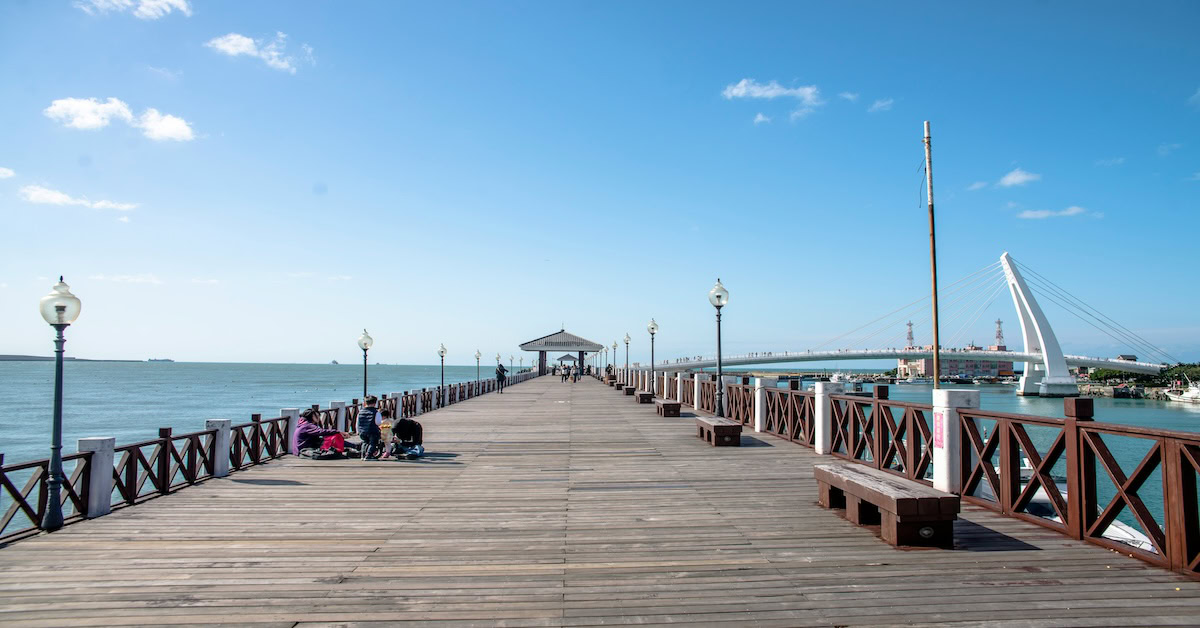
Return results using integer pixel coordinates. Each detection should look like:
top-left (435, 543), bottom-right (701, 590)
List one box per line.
top-left (0, 361), bottom-right (510, 464)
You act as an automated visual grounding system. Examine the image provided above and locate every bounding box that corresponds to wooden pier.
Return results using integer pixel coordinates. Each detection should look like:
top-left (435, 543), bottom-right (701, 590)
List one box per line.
top-left (2, 376), bottom-right (1199, 626)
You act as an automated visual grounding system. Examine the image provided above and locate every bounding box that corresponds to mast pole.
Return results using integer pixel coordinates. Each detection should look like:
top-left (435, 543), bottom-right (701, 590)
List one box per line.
top-left (924, 120), bottom-right (941, 389)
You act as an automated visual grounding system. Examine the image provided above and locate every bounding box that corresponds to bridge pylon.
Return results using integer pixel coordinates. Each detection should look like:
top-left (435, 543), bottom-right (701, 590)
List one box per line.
top-left (999, 252), bottom-right (1078, 397)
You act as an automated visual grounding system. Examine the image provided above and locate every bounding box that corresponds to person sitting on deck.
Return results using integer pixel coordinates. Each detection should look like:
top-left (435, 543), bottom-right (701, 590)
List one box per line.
top-left (294, 409), bottom-right (359, 457)
top-left (357, 395), bottom-right (383, 460)
top-left (388, 416), bottom-right (424, 459)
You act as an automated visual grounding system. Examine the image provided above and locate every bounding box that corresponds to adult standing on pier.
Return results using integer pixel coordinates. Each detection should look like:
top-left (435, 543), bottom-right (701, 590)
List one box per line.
top-left (496, 360), bottom-right (508, 393)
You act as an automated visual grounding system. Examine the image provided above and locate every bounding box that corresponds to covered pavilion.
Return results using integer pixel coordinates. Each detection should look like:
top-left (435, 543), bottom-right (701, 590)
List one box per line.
top-left (519, 329), bottom-right (603, 375)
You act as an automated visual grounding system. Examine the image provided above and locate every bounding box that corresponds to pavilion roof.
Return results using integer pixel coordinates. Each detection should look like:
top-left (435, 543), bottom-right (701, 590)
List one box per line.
top-left (519, 329), bottom-right (603, 353)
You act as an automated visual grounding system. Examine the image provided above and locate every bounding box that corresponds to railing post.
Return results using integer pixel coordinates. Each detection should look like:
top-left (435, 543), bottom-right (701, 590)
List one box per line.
top-left (813, 382), bottom-right (843, 455)
top-left (932, 389), bottom-right (979, 494)
top-left (753, 377), bottom-right (777, 433)
top-left (206, 419), bottom-right (232, 477)
top-left (77, 437), bottom-right (115, 518)
top-left (676, 372), bottom-right (684, 402)
top-left (157, 427), bottom-right (172, 495)
top-left (872, 386), bottom-right (888, 471)
top-left (693, 375), bottom-right (703, 411)
top-left (1063, 396), bottom-right (1092, 540)
top-left (250, 415), bottom-right (262, 463)
top-left (416, 389), bottom-right (425, 415)
top-left (281, 408), bottom-right (300, 455)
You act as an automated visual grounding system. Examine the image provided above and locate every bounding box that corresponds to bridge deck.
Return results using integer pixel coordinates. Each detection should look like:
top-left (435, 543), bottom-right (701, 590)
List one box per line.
top-left (2, 377), bottom-right (1198, 626)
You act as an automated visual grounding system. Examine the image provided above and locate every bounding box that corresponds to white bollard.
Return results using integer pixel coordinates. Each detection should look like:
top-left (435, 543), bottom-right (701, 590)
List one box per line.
top-left (813, 382), bottom-right (844, 455)
top-left (330, 401), bottom-right (347, 431)
top-left (676, 372), bottom-right (684, 402)
top-left (753, 377), bottom-right (778, 432)
top-left (281, 408), bottom-right (301, 455)
top-left (205, 419), bottom-right (232, 478)
top-left (414, 391), bottom-right (424, 415)
top-left (932, 389), bottom-right (979, 494)
top-left (77, 437), bottom-right (115, 518)
top-left (693, 374), bottom-right (703, 411)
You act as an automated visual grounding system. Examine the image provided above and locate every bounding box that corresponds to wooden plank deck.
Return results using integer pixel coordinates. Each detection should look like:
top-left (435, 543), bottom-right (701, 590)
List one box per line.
top-left (2, 376), bottom-right (1199, 626)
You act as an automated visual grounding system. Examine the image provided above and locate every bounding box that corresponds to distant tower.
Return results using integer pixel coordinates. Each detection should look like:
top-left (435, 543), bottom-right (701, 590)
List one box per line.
top-left (995, 319), bottom-right (1005, 347)
top-left (906, 321), bottom-right (915, 349)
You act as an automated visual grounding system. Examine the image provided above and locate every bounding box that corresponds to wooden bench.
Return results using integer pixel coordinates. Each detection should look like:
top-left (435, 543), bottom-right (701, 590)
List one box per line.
top-left (622, 386), bottom-right (636, 396)
top-left (635, 391), bottom-right (653, 404)
top-left (813, 463), bottom-right (959, 548)
top-left (655, 399), bottom-right (681, 417)
top-left (695, 417), bottom-right (741, 446)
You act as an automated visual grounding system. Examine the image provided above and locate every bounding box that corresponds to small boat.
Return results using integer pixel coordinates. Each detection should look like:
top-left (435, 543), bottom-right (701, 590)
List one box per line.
top-left (1165, 376), bottom-right (1200, 404)
top-left (331, 360), bottom-right (339, 365)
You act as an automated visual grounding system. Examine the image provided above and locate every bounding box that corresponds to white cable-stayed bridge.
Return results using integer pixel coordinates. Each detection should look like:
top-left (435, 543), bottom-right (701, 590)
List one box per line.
top-left (634, 253), bottom-right (1174, 397)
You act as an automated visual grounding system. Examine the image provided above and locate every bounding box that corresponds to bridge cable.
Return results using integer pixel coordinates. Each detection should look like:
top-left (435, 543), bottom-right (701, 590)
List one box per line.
top-left (833, 265), bottom-right (1003, 351)
top-left (1022, 278), bottom-right (1177, 365)
top-left (855, 269), bottom-right (1005, 351)
top-left (1012, 259), bottom-right (1179, 364)
top-left (809, 261), bottom-right (1002, 351)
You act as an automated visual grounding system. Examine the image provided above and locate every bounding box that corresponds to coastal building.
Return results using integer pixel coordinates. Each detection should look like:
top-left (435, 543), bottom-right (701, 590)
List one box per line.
top-left (896, 319), bottom-right (1015, 378)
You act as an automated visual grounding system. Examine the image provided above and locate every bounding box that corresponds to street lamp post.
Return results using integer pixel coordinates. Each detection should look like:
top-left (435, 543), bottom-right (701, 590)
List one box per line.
top-left (475, 350), bottom-right (482, 384)
top-left (38, 277), bottom-right (81, 532)
top-left (437, 344), bottom-right (447, 405)
top-left (623, 334), bottom-right (630, 371)
top-left (357, 329), bottom-right (373, 398)
top-left (612, 341), bottom-right (618, 379)
top-left (647, 319), bottom-right (658, 395)
top-left (709, 279), bottom-right (730, 417)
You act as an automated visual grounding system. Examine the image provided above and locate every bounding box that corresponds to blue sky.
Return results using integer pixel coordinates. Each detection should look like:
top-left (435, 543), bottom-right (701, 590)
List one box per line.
top-left (1, 1), bottom-right (1197, 366)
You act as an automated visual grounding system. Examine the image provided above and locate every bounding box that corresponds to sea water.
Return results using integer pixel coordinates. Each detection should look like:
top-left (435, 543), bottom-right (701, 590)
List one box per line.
top-left (0, 361), bottom-right (505, 464)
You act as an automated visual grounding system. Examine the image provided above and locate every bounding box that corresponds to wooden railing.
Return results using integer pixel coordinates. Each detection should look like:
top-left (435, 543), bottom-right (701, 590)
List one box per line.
top-left (666, 376), bottom-right (677, 400)
top-left (725, 384), bottom-right (755, 425)
top-left (698, 380), bottom-right (717, 413)
top-left (829, 392), bottom-right (935, 484)
top-left (762, 388), bottom-right (817, 446)
top-left (0, 452), bottom-right (91, 543)
top-left (680, 378), bottom-right (694, 405)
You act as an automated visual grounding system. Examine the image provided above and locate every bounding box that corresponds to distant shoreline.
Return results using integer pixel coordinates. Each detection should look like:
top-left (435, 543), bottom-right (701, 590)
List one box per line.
top-left (0, 354), bottom-right (142, 363)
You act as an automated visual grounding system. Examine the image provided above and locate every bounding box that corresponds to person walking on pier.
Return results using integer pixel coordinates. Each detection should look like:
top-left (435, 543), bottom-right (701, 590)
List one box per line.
top-left (357, 395), bottom-right (383, 459)
top-left (496, 361), bottom-right (508, 393)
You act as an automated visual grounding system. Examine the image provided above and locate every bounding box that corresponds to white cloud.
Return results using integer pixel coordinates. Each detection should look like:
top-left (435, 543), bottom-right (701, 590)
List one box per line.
top-left (43, 97), bottom-right (133, 129)
top-left (1158, 143), bottom-right (1182, 157)
top-left (838, 92), bottom-right (859, 102)
top-left (135, 108), bottom-right (194, 141)
top-left (753, 113), bottom-right (771, 125)
top-left (89, 273), bottom-right (163, 284)
top-left (205, 32), bottom-right (312, 74)
top-left (1188, 171), bottom-right (1200, 181)
top-left (74, 0), bottom-right (191, 19)
top-left (19, 184), bottom-right (138, 211)
top-left (1095, 157), bottom-right (1125, 166)
top-left (147, 66), bottom-right (181, 81)
top-left (0, 167), bottom-right (14, 179)
top-left (117, 215), bottom-right (130, 223)
top-left (191, 278), bottom-right (220, 285)
top-left (44, 97), bottom-right (194, 141)
top-left (722, 78), bottom-right (823, 120)
top-left (1189, 87), bottom-right (1200, 109)
top-left (997, 168), bottom-right (1041, 187)
top-left (867, 98), bottom-right (893, 113)
top-left (966, 181), bottom-right (988, 191)
top-left (1017, 206), bottom-right (1089, 219)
